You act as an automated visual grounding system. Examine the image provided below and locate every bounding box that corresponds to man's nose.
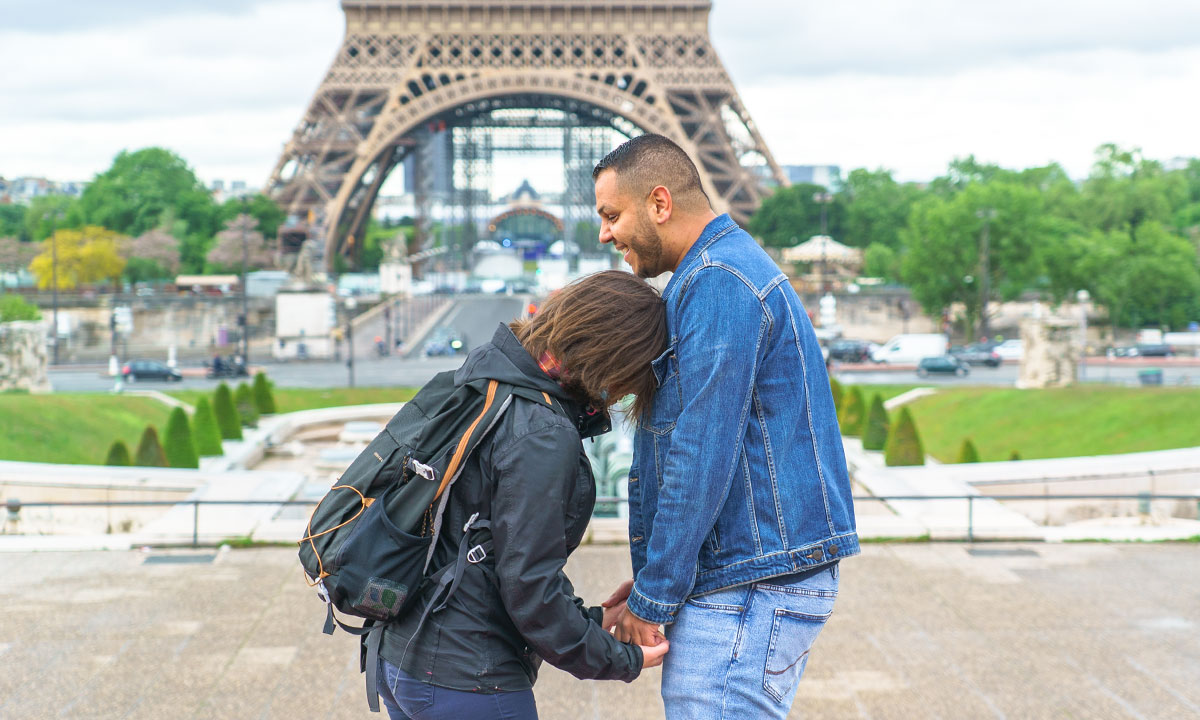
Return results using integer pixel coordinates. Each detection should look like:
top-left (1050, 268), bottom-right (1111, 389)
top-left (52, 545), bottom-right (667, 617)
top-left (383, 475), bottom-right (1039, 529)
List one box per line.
top-left (598, 224), bottom-right (612, 244)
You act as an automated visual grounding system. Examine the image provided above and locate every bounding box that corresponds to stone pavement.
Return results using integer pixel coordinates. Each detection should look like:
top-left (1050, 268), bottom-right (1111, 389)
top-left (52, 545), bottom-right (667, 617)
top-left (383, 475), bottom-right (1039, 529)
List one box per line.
top-left (2, 542), bottom-right (1198, 719)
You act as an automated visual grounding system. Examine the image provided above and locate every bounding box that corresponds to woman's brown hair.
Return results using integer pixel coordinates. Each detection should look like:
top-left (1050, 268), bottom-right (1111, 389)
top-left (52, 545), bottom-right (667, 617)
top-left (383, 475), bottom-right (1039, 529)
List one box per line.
top-left (510, 270), bottom-right (666, 420)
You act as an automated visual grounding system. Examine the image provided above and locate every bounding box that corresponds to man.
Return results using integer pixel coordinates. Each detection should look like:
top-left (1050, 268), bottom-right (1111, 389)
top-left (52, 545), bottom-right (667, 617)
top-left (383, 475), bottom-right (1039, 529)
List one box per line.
top-left (594, 134), bottom-right (857, 720)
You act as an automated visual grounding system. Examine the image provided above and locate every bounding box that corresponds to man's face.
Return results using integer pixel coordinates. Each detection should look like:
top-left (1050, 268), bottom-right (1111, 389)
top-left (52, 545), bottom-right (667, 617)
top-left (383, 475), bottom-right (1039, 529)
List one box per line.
top-left (594, 169), bottom-right (665, 278)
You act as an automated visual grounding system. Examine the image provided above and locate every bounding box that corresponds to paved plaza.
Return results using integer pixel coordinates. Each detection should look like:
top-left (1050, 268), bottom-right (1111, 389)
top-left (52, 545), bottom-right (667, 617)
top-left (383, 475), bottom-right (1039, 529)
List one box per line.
top-left (1, 542), bottom-right (1198, 719)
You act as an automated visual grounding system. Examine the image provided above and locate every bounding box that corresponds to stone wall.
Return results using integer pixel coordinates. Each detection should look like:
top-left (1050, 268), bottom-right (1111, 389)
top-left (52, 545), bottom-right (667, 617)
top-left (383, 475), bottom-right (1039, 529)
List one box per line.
top-left (0, 321), bottom-right (51, 393)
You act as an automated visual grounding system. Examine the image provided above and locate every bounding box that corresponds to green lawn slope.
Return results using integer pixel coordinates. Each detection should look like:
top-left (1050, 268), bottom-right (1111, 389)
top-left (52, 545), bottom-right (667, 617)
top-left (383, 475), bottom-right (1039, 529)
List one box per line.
top-left (168, 386), bottom-right (417, 414)
top-left (0, 394), bottom-right (172, 465)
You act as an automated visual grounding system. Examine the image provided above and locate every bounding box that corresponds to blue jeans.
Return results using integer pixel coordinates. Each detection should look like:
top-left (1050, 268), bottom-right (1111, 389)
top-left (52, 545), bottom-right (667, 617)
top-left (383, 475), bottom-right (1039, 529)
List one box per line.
top-left (376, 659), bottom-right (538, 720)
top-left (661, 565), bottom-right (839, 720)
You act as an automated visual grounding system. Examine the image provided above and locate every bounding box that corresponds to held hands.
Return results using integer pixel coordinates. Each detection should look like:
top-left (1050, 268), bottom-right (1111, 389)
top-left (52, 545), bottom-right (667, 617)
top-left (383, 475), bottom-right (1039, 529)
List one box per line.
top-left (601, 578), bottom-right (669, 668)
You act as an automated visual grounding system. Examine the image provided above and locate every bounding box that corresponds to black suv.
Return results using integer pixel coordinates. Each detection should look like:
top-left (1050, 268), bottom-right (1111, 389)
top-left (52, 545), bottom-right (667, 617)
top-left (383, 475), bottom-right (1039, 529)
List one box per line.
top-left (121, 360), bottom-right (183, 382)
top-left (828, 340), bottom-right (873, 363)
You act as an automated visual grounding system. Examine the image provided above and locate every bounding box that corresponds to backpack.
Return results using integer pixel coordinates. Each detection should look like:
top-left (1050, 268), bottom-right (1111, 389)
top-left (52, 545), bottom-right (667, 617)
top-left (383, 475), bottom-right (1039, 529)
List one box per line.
top-left (299, 372), bottom-right (519, 712)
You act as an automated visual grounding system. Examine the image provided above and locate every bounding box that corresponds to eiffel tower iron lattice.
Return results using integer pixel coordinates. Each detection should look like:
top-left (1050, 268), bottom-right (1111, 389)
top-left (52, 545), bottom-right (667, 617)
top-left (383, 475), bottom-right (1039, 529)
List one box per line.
top-left (266, 0), bottom-right (788, 265)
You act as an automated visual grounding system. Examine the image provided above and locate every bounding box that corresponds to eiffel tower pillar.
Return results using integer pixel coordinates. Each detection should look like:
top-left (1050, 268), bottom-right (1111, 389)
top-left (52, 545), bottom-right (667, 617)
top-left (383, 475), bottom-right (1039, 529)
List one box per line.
top-left (266, 0), bottom-right (788, 266)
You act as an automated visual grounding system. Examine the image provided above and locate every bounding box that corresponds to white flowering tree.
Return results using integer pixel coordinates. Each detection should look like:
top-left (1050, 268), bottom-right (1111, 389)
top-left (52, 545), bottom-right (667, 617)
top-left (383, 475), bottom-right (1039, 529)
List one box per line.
top-left (206, 214), bottom-right (276, 273)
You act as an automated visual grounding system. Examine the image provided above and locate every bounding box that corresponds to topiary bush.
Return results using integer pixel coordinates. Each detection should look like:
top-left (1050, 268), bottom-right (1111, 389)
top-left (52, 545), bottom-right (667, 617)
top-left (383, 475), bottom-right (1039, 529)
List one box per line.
top-left (838, 386), bottom-right (865, 437)
top-left (235, 382), bottom-right (259, 428)
top-left (163, 407), bottom-right (199, 469)
top-left (191, 397), bottom-right (224, 456)
top-left (134, 426), bottom-right (168, 467)
top-left (829, 376), bottom-right (844, 415)
top-left (1009, 450), bottom-right (1021, 461)
top-left (252, 371), bottom-right (276, 414)
top-left (957, 438), bottom-right (980, 463)
top-left (861, 394), bottom-right (890, 451)
top-left (213, 382), bottom-right (242, 440)
top-left (104, 440), bottom-right (131, 466)
top-left (884, 407), bottom-right (925, 466)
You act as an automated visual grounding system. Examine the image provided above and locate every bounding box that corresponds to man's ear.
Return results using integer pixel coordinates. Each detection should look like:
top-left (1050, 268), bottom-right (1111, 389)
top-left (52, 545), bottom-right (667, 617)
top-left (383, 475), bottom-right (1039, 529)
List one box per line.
top-left (647, 185), bottom-right (673, 224)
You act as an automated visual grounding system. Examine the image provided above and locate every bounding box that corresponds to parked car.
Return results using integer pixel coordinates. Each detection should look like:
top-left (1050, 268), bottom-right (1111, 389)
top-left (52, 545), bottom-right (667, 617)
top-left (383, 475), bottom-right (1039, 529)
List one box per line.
top-left (422, 328), bottom-right (467, 357)
top-left (916, 355), bottom-right (969, 378)
top-left (1135, 343), bottom-right (1174, 357)
top-left (992, 339), bottom-right (1024, 361)
top-left (872, 333), bottom-right (948, 365)
top-left (828, 339), bottom-right (874, 363)
top-left (949, 344), bottom-right (1001, 367)
top-left (122, 360), bottom-right (182, 382)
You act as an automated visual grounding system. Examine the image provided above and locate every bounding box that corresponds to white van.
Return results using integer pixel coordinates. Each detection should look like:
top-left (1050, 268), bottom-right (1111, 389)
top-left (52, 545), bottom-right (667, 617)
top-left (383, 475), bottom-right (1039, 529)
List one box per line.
top-left (871, 333), bottom-right (949, 365)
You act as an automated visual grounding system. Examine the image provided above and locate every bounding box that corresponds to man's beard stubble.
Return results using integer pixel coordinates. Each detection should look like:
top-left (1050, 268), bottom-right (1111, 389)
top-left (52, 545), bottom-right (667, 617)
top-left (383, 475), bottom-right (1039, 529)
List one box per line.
top-left (630, 211), bottom-right (664, 279)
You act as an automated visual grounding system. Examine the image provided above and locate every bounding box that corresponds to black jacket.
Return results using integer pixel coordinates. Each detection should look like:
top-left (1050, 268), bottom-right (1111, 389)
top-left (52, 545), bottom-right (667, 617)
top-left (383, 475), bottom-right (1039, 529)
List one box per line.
top-left (379, 324), bottom-right (644, 691)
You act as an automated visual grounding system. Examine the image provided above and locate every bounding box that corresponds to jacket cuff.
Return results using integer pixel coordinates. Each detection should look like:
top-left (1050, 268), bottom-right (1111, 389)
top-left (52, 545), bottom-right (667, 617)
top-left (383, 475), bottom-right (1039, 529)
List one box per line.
top-left (626, 585), bottom-right (684, 625)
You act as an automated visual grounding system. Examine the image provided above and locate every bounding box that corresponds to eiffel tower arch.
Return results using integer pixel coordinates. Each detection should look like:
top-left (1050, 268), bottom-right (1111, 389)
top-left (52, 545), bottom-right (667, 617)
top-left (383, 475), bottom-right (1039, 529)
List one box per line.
top-left (267, 0), bottom-right (788, 265)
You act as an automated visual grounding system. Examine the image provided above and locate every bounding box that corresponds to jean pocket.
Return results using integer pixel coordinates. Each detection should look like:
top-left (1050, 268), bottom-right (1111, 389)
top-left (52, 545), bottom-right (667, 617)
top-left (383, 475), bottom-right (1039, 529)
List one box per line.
top-left (385, 662), bottom-right (435, 718)
top-left (686, 585), bottom-right (746, 613)
top-left (762, 605), bottom-right (832, 703)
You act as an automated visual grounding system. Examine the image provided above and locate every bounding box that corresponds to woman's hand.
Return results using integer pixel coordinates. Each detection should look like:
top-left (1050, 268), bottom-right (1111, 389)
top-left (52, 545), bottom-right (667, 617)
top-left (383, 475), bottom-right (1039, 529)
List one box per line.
top-left (638, 638), bottom-right (670, 668)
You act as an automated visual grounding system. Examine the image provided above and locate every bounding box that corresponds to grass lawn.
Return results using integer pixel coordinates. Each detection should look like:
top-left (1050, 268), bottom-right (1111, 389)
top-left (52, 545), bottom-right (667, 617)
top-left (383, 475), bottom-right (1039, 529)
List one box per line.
top-left (0, 393), bottom-right (172, 465)
top-left (168, 386), bottom-right (418, 414)
top-left (878, 385), bottom-right (1200, 463)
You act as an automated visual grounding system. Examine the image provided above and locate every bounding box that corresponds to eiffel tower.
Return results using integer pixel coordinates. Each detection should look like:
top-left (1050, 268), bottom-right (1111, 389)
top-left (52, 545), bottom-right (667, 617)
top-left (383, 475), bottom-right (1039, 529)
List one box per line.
top-left (266, 0), bottom-right (788, 264)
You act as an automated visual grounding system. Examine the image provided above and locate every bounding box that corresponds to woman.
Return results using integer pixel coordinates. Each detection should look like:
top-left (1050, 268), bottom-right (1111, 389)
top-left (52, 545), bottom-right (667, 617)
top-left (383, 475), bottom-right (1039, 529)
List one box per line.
top-left (376, 270), bottom-right (669, 720)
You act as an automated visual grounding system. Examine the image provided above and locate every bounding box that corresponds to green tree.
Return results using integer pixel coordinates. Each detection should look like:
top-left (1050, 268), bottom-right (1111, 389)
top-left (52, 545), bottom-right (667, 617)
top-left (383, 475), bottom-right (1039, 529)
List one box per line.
top-left (838, 386), bottom-right (865, 437)
top-left (104, 440), bottom-right (131, 466)
top-left (218, 194), bottom-right (285, 243)
top-left (191, 397), bottom-right (224, 456)
top-left (24, 195), bottom-right (82, 241)
top-left (1076, 223), bottom-right (1200, 330)
top-left (252, 372), bottom-right (276, 414)
top-left (884, 407), bottom-right (925, 467)
top-left (0, 204), bottom-right (28, 241)
top-left (0, 294), bottom-right (41, 322)
top-left (213, 383), bottom-right (243, 440)
top-left (1078, 145), bottom-right (1188, 237)
top-left (79, 148), bottom-right (219, 240)
top-left (862, 242), bottom-right (900, 282)
top-left (134, 426), bottom-right (168, 467)
top-left (748, 183), bottom-right (844, 248)
top-left (235, 382), bottom-right (259, 428)
top-left (28, 226), bottom-right (127, 290)
top-left (163, 407), bottom-right (199, 469)
top-left (861, 394), bottom-right (890, 451)
top-left (957, 438), bottom-right (980, 463)
top-left (838, 168), bottom-right (919, 249)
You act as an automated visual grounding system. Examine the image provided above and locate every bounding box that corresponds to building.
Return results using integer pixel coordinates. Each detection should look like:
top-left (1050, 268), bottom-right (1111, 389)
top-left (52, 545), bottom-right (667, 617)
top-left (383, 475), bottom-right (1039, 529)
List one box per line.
top-left (781, 164), bottom-right (842, 190)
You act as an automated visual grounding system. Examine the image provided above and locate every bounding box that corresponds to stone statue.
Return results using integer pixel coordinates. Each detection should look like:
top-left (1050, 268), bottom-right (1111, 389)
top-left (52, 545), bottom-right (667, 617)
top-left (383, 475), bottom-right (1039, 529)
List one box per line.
top-left (382, 230), bottom-right (407, 263)
top-left (291, 239), bottom-right (317, 287)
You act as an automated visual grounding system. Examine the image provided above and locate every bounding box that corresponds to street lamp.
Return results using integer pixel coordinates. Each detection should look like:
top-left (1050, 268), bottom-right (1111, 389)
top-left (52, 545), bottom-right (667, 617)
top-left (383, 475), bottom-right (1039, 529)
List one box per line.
top-left (344, 296), bottom-right (357, 387)
top-left (1077, 289), bottom-right (1090, 381)
top-left (975, 208), bottom-right (997, 342)
top-left (49, 211), bottom-right (62, 365)
top-left (240, 198), bottom-right (250, 367)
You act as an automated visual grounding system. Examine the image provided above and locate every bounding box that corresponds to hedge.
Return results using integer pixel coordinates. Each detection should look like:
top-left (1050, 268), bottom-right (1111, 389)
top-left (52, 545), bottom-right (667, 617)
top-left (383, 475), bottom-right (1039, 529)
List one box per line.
top-left (134, 426), bottom-right (168, 467)
top-left (192, 397), bottom-right (224, 456)
top-left (884, 407), bottom-right (925, 466)
top-left (163, 407), bottom-right (199, 469)
top-left (213, 383), bottom-right (242, 440)
top-left (861, 394), bottom-right (890, 451)
top-left (104, 440), bottom-right (131, 466)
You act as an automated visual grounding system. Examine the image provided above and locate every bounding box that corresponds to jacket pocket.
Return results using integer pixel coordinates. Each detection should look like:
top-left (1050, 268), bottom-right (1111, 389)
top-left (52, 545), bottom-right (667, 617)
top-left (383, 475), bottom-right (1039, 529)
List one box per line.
top-left (645, 342), bottom-right (680, 433)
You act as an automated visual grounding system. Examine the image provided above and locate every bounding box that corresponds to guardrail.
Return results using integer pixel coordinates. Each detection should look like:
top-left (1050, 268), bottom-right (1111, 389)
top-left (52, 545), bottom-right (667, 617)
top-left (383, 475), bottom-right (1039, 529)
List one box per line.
top-left (6, 493), bottom-right (1200, 546)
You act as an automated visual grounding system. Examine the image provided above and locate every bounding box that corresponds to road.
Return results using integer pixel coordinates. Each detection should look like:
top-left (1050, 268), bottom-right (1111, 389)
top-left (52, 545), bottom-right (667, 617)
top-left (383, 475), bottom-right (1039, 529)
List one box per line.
top-left (47, 294), bottom-right (531, 393)
top-left (836, 360), bottom-right (1200, 387)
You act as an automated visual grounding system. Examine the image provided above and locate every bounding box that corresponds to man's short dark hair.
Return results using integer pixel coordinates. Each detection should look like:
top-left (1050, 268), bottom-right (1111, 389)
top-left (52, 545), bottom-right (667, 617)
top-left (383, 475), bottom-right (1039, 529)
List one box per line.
top-left (592, 134), bottom-right (710, 208)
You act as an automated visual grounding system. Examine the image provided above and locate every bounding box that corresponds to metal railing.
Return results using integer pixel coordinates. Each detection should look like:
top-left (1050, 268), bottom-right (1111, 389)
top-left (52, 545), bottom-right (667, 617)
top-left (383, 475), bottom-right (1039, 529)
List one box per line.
top-left (5, 493), bottom-right (1199, 546)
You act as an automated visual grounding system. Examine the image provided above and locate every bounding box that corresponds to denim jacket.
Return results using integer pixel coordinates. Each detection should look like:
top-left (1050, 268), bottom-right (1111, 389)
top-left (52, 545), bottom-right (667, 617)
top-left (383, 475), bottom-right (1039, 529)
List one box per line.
top-left (626, 214), bottom-right (858, 625)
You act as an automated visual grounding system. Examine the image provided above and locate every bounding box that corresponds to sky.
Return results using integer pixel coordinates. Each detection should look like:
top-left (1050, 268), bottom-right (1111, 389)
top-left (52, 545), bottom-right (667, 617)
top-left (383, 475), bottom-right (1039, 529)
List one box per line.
top-left (2, 0), bottom-right (1199, 190)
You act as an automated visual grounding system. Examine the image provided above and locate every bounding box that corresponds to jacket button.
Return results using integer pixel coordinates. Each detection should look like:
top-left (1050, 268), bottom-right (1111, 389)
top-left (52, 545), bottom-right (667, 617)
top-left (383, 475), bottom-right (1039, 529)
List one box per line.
top-left (828, 545), bottom-right (839, 556)
top-left (809, 548), bottom-right (824, 562)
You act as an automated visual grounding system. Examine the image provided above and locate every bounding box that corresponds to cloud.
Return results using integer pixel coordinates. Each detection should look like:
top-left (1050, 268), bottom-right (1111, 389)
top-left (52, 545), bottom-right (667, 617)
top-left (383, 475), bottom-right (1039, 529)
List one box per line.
top-left (0, 0), bottom-right (259, 33)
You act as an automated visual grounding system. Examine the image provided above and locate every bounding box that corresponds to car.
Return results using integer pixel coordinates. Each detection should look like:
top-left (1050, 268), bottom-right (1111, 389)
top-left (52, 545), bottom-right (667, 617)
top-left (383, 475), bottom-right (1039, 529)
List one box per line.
top-left (872, 333), bottom-right (949, 365)
top-left (917, 355), bottom-right (969, 378)
top-left (121, 360), bottom-right (182, 382)
top-left (949, 344), bottom-right (1001, 367)
top-left (991, 339), bottom-right (1024, 361)
top-left (827, 339), bottom-right (873, 363)
top-left (422, 328), bottom-right (467, 357)
top-left (1135, 343), bottom-right (1174, 357)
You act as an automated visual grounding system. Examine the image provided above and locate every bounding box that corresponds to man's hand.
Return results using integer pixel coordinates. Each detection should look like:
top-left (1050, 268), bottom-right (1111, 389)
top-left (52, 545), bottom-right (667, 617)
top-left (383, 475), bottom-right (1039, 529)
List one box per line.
top-left (638, 638), bottom-right (670, 669)
top-left (615, 607), bottom-right (664, 647)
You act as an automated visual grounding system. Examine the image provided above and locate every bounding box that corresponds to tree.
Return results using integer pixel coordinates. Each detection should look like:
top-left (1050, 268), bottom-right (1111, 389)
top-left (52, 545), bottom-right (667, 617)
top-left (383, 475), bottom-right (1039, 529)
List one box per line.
top-left (24, 195), bottom-right (82, 242)
top-left (78, 148), bottom-right (219, 241)
top-left (163, 407), bottom-right (199, 469)
top-left (206, 214), bottom-right (275, 273)
top-left (862, 242), bottom-right (900, 282)
top-left (838, 168), bottom-right (919, 249)
top-left (1078, 145), bottom-right (1188, 237)
top-left (121, 229), bottom-right (180, 283)
top-left (134, 426), bottom-right (168, 467)
top-left (957, 438), bottom-right (980, 463)
top-left (884, 407), bottom-right (925, 467)
top-left (0, 236), bottom-right (39, 276)
top-left (235, 382), bottom-right (259, 428)
top-left (838, 386), bottom-right (865, 437)
top-left (28, 226), bottom-right (127, 290)
top-left (0, 205), bottom-right (27, 241)
top-left (0, 294), bottom-right (40, 322)
top-left (1076, 223), bottom-right (1200, 330)
top-left (213, 382), bottom-right (243, 440)
top-left (104, 440), bottom-right (131, 466)
top-left (748, 183), bottom-right (844, 248)
top-left (252, 371), bottom-right (276, 414)
top-left (861, 394), bottom-right (890, 451)
top-left (218, 194), bottom-right (285, 243)
top-left (191, 397), bottom-right (224, 456)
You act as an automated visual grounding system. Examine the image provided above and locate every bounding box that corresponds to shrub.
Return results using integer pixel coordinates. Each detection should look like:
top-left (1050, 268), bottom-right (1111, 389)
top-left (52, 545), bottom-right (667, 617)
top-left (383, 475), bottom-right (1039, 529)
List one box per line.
top-left (861, 394), bottom-right (890, 451)
top-left (829, 376), bottom-right (844, 415)
top-left (884, 407), bottom-right (925, 466)
top-left (957, 438), bottom-right (980, 463)
top-left (163, 407), bottom-right (199, 469)
top-left (213, 382), bottom-right (242, 440)
top-left (0, 294), bottom-right (41, 322)
top-left (104, 440), bottom-right (131, 466)
top-left (235, 382), bottom-right (259, 428)
top-left (191, 397), bottom-right (224, 456)
top-left (838, 386), bottom-right (865, 437)
top-left (1009, 450), bottom-right (1022, 461)
top-left (134, 426), bottom-right (168, 467)
top-left (252, 371), bottom-right (276, 414)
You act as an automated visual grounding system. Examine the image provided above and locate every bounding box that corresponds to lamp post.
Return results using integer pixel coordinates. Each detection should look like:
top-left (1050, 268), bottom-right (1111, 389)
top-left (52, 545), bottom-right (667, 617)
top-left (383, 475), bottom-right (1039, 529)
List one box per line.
top-left (49, 212), bottom-right (61, 365)
top-left (812, 193), bottom-right (834, 292)
top-left (345, 297), bottom-right (357, 387)
top-left (239, 199), bottom-right (250, 367)
top-left (1077, 289), bottom-right (1090, 381)
top-left (975, 208), bottom-right (997, 342)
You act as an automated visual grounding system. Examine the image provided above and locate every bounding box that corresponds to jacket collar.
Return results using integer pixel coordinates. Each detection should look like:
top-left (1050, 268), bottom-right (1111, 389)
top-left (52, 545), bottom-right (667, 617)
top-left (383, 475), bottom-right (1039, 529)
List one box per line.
top-left (663, 213), bottom-right (738, 299)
